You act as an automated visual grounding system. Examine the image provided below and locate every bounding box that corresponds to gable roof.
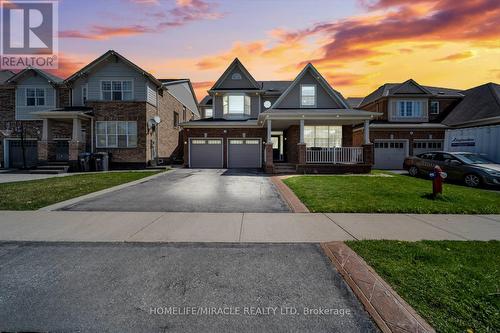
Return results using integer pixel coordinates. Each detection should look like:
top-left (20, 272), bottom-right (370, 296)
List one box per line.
top-left (210, 58), bottom-right (260, 90)
top-left (346, 97), bottom-right (364, 108)
top-left (259, 80), bottom-right (292, 94)
top-left (360, 79), bottom-right (464, 107)
top-left (0, 70), bottom-right (15, 84)
top-left (161, 79), bottom-right (200, 117)
top-left (442, 83), bottom-right (500, 127)
top-left (65, 50), bottom-right (162, 87)
top-left (7, 67), bottom-right (63, 85)
top-left (199, 95), bottom-right (213, 106)
top-left (272, 63), bottom-right (349, 109)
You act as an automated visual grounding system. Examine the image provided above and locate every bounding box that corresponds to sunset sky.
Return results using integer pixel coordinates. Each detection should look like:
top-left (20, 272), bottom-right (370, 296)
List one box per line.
top-left (19, 0), bottom-right (500, 100)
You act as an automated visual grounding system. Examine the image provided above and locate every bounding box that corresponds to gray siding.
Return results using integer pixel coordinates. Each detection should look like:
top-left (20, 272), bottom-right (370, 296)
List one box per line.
top-left (214, 95), bottom-right (223, 118)
top-left (217, 65), bottom-right (256, 90)
top-left (276, 71), bottom-right (343, 109)
top-left (166, 82), bottom-right (198, 115)
top-left (15, 75), bottom-right (56, 120)
top-left (146, 82), bottom-right (157, 106)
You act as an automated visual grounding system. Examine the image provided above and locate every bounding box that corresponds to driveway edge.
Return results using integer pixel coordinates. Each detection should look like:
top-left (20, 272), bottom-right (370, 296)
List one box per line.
top-left (38, 170), bottom-right (172, 212)
top-left (321, 241), bottom-right (435, 333)
top-left (270, 176), bottom-right (309, 213)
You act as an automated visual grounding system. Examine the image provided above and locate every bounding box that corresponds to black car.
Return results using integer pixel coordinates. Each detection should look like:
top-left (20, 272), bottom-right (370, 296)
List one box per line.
top-left (403, 151), bottom-right (500, 187)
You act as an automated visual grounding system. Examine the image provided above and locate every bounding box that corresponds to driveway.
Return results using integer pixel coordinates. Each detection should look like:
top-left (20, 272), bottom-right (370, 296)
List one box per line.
top-left (0, 242), bottom-right (377, 332)
top-left (63, 169), bottom-right (290, 212)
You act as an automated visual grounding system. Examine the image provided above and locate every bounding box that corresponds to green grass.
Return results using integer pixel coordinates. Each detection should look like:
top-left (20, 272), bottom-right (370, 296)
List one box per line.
top-left (0, 171), bottom-right (160, 210)
top-left (283, 173), bottom-right (500, 214)
top-left (347, 240), bottom-right (500, 333)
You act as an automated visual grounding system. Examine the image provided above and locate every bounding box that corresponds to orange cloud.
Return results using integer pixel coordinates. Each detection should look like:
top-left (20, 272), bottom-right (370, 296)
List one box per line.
top-left (60, 25), bottom-right (152, 40)
top-left (196, 41), bottom-right (266, 70)
top-left (192, 81), bottom-right (214, 101)
top-left (435, 51), bottom-right (474, 62)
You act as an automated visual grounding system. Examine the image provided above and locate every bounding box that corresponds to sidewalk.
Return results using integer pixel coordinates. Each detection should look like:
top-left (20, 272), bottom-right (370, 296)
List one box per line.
top-left (0, 211), bottom-right (498, 242)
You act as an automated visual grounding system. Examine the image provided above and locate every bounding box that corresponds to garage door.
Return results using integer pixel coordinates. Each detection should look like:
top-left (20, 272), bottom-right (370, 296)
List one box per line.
top-left (374, 140), bottom-right (407, 169)
top-left (189, 139), bottom-right (223, 168)
top-left (228, 139), bottom-right (261, 168)
top-left (413, 140), bottom-right (443, 156)
top-left (9, 140), bottom-right (38, 168)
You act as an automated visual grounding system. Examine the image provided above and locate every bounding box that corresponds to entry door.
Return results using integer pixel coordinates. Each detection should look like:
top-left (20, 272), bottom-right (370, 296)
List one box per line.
top-left (374, 140), bottom-right (408, 169)
top-left (189, 139), bottom-right (223, 168)
top-left (228, 139), bottom-right (262, 168)
top-left (9, 140), bottom-right (38, 168)
top-left (271, 136), bottom-right (281, 161)
top-left (55, 141), bottom-right (69, 161)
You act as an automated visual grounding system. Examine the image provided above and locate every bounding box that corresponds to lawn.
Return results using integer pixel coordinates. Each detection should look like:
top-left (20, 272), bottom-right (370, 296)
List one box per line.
top-left (283, 173), bottom-right (500, 214)
top-left (0, 171), bottom-right (160, 210)
top-left (347, 240), bottom-right (500, 333)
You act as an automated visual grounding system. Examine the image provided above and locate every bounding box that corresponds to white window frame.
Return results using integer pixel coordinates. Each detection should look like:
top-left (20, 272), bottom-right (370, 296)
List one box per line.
top-left (100, 80), bottom-right (133, 101)
top-left (304, 126), bottom-right (343, 148)
top-left (25, 87), bottom-right (46, 106)
top-left (223, 94), bottom-right (251, 116)
top-left (397, 100), bottom-right (423, 118)
top-left (300, 84), bottom-right (316, 108)
top-left (95, 121), bottom-right (137, 148)
top-left (430, 101), bottom-right (439, 114)
top-left (204, 108), bottom-right (213, 118)
top-left (82, 84), bottom-right (88, 105)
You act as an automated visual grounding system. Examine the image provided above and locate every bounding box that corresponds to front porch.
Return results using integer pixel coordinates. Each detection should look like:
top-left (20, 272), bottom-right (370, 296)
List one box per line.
top-left (260, 110), bottom-right (375, 174)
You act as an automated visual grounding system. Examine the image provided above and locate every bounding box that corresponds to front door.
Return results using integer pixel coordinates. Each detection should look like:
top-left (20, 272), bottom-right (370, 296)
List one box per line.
top-left (55, 141), bottom-right (69, 161)
top-left (271, 135), bottom-right (282, 161)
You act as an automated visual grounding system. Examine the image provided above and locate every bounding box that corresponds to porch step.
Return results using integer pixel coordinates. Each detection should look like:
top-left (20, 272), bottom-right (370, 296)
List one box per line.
top-left (30, 164), bottom-right (69, 174)
top-left (273, 163), bottom-right (297, 174)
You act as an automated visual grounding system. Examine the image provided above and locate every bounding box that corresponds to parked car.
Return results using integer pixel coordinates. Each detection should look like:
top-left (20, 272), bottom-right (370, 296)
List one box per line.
top-left (403, 151), bottom-right (500, 187)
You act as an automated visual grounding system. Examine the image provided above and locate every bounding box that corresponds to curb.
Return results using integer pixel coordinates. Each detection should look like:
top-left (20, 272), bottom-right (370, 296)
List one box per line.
top-left (321, 242), bottom-right (435, 333)
top-left (270, 176), bottom-right (309, 213)
top-left (38, 170), bottom-right (172, 212)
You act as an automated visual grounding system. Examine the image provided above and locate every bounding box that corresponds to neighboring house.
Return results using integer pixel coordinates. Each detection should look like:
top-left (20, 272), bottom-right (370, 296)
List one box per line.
top-left (443, 83), bottom-right (500, 162)
top-left (354, 79), bottom-right (464, 169)
top-left (0, 50), bottom-right (198, 169)
top-left (181, 58), bottom-right (380, 173)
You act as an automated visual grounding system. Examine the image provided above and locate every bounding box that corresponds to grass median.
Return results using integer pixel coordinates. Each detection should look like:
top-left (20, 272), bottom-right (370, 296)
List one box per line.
top-left (0, 171), bottom-right (160, 210)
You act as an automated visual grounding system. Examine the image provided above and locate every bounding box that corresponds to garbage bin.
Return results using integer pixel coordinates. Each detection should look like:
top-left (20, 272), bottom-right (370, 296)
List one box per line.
top-left (93, 152), bottom-right (109, 171)
top-left (78, 153), bottom-right (91, 172)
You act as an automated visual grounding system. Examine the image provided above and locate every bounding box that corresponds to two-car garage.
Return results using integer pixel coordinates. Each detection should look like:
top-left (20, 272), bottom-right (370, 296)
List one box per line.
top-left (189, 138), bottom-right (262, 169)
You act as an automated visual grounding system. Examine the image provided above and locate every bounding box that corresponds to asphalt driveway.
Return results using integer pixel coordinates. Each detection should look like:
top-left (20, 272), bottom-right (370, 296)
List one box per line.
top-left (63, 169), bottom-right (290, 212)
top-left (0, 242), bottom-right (377, 332)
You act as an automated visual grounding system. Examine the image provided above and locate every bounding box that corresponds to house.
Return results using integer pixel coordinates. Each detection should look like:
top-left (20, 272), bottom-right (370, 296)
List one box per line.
top-left (443, 82), bottom-right (500, 162)
top-left (181, 58), bottom-right (380, 173)
top-left (354, 79), bottom-right (464, 169)
top-left (0, 50), bottom-right (198, 170)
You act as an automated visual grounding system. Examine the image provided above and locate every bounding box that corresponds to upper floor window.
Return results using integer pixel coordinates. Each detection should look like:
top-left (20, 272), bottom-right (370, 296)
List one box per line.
top-left (398, 100), bottom-right (423, 118)
top-left (205, 108), bottom-right (213, 118)
top-left (173, 112), bottom-right (179, 127)
top-left (101, 80), bottom-right (133, 101)
top-left (96, 121), bottom-right (137, 148)
top-left (82, 84), bottom-right (88, 104)
top-left (223, 94), bottom-right (251, 115)
top-left (26, 88), bottom-right (45, 106)
top-left (231, 73), bottom-right (242, 80)
top-left (183, 107), bottom-right (187, 121)
top-left (300, 84), bottom-right (316, 107)
top-left (430, 101), bottom-right (439, 114)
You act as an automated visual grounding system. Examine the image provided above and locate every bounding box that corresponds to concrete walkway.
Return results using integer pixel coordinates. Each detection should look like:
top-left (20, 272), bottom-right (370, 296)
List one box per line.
top-left (0, 211), bottom-right (498, 242)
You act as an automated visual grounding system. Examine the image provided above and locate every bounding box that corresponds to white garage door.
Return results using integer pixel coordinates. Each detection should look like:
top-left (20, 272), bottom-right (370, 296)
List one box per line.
top-left (413, 140), bottom-right (443, 156)
top-left (374, 140), bottom-right (408, 170)
top-left (189, 139), bottom-right (223, 168)
top-left (228, 139), bottom-right (261, 168)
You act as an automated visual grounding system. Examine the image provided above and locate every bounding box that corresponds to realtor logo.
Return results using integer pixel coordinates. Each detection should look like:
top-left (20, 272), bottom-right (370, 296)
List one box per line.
top-left (0, 0), bottom-right (58, 69)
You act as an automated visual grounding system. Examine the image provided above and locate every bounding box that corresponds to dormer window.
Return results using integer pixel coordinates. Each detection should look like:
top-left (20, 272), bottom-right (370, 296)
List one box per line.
top-left (223, 94), bottom-right (251, 116)
top-left (231, 73), bottom-right (242, 80)
top-left (300, 84), bottom-right (316, 107)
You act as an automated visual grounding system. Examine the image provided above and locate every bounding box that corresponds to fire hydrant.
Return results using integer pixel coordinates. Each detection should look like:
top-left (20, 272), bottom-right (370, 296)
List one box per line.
top-left (429, 165), bottom-right (447, 197)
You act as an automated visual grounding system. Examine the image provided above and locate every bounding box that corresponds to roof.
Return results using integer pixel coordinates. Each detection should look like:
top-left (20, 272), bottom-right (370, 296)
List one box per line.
top-left (360, 79), bottom-right (464, 107)
top-left (7, 67), bottom-right (63, 84)
top-left (199, 95), bottom-right (213, 106)
top-left (162, 79), bottom-right (200, 117)
top-left (0, 70), bottom-right (15, 84)
top-left (442, 83), bottom-right (500, 127)
top-left (346, 97), bottom-right (364, 108)
top-left (65, 50), bottom-right (162, 87)
top-left (210, 58), bottom-right (260, 90)
top-left (259, 81), bottom-right (292, 93)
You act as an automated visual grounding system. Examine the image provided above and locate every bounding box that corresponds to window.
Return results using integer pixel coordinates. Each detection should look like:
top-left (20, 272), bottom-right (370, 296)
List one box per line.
top-left (96, 121), bottom-right (137, 148)
top-left (26, 88), bottom-right (45, 106)
top-left (430, 101), bottom-right (439, 114)
top-left (204, 108), bottom-right (213, 118)
top-left (173, 112), bottom-right (179, 127)
top-left (301, 84), bottom-right (316, 107)
top-left (101, 80), bottom-right (133, 101)
top-left (82, 84), bottom-right (88, 104)
top-left (231, 73), bottom-right (242, 80)
top-left (397, 100), bottom-right (423, 118)
top-left (223, 94), bottom-right (251, 115)
top-left (183, 107), bottom-right (187, 121)
top-left (304, 126), bottom-right (342, 148)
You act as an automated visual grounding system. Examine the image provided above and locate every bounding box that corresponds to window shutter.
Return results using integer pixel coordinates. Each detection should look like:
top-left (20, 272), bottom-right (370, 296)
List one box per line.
top-left (244, 95), bottom-right (251, 114)
top-left (223, 95), bottom-right (228, 114)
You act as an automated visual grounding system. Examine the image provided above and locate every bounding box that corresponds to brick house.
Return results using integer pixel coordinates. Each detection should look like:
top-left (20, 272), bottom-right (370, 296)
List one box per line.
top-left (0, 50), bottom-right (199, 170)
top-left (352, 79), bottom-right (464, 169)
top-left (182, 58), bottom-right (380, 174)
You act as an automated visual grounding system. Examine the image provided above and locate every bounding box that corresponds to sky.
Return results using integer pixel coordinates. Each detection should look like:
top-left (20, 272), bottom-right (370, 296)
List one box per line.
top-left (10, 0), bottom-right (500, 100)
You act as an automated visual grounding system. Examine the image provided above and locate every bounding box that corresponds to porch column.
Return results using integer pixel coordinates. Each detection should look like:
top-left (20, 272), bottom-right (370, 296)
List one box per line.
top-left (69, 117), bottom-right (85, 170)
top-left (265, 119), bottom-right (274, 173)
top-left (72, 118), bottom-right (82, 141)
top-left (363, 119), bottom-right (370, 144)
top-left (38, 119), bottom-right (53, 165)
top-left (267, 119), bottom-right (272, 142)
top-left (299, 119), bottom-right (304, 144)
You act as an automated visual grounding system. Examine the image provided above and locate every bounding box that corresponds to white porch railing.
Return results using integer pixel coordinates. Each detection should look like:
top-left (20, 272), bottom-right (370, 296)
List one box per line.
top-left (306, 147), bottom-right (364, 164)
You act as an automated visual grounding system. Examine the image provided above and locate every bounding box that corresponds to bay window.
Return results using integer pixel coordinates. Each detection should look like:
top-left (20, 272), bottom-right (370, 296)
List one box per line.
top-left (101, 80), bottom-right (133, 101)
top-left (223, 94), bottom-right (251, 116)
top-left (397, 100), bottom-right (423, 118)
top-left (96, 121), bottom-right (137, 148)
top-left (304, 126), bottom-right (342, 148)
top-left (26, 88), bottom-right (45, 106)
top-left (300, 84), bottom-right (316, 107)
top-left (204, 108), bottom-right (213, 118)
